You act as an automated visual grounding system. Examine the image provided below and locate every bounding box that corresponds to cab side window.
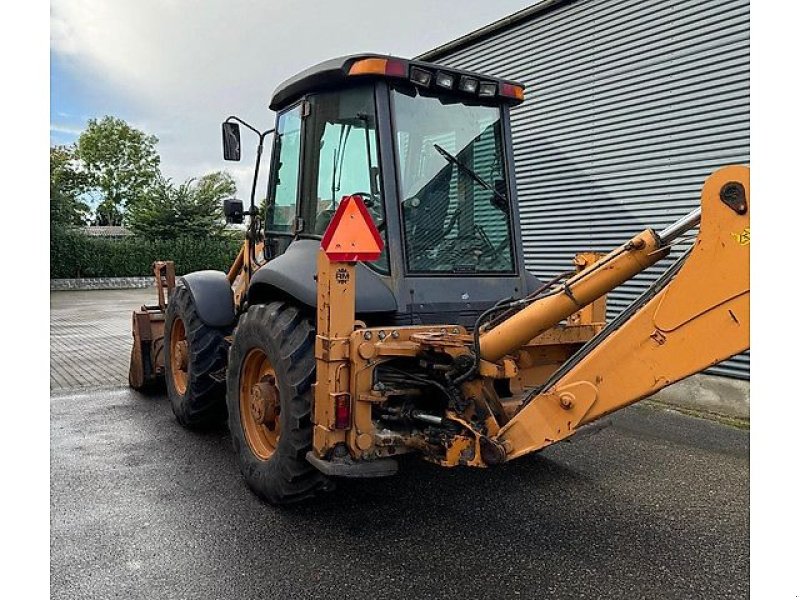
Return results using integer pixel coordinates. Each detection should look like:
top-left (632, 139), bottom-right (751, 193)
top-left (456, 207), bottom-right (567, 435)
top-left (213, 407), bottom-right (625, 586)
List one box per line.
top-left (266, 105), bottom-right (302, 232)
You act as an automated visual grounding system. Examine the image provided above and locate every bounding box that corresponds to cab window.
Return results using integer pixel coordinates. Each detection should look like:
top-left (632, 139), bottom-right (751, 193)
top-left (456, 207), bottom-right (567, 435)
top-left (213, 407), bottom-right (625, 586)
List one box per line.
top-left (300, 85), bottom-right (388, 273)
top-left (266, 104), bottom-right (302, 232)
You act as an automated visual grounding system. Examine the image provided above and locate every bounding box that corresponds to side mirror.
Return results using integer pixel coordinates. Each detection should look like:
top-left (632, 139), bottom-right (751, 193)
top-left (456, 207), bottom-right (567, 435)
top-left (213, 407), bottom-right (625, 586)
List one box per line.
top-left (223, 198), bottom-right (244, 224)
top-left (222, 122), bottom-right (241, 161)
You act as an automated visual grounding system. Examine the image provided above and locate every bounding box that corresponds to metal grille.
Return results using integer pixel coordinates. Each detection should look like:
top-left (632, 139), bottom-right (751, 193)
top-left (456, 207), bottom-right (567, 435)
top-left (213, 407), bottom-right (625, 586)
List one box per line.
top-left (420, 0), bottom-right (750, 378)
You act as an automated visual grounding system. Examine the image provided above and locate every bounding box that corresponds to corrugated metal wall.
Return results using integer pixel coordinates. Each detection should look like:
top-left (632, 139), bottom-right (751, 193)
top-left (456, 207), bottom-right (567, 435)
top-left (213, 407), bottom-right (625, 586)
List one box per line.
top-left (421, 0), bottom-right (750, 378)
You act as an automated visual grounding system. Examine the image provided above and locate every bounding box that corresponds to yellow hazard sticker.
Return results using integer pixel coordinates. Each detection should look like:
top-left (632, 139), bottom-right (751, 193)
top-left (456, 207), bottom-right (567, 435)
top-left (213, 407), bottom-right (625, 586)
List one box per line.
top-left (731, 227), bottom-right (750, 245)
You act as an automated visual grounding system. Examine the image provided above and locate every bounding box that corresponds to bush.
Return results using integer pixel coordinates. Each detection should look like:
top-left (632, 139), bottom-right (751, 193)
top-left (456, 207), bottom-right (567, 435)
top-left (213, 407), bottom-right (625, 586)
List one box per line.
top-left (51, 229), bottom-right (242, 278)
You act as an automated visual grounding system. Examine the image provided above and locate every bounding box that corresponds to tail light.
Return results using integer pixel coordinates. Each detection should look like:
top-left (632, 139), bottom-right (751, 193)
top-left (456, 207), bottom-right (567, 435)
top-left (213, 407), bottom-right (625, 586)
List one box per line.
top-left (334, 393), bottom-right (352, 429)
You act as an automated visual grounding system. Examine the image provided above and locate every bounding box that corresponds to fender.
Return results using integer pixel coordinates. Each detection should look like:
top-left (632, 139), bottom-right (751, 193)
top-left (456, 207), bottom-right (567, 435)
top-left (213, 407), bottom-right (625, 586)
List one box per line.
top-left (180, 270), bottom-right (235, 328)
top-left (248, 239), bottom-right (397, 313)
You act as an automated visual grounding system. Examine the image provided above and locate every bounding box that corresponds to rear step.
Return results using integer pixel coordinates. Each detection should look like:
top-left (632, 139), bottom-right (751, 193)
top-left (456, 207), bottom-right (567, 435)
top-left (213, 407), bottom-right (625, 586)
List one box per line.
top-left (306, 451), bottom-right (398, 478)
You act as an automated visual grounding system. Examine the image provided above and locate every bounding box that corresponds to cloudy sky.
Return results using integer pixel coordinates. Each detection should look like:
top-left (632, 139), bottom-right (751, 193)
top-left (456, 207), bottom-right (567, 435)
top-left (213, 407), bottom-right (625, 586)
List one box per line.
top-left (50, 0), bottom-right (535, 197)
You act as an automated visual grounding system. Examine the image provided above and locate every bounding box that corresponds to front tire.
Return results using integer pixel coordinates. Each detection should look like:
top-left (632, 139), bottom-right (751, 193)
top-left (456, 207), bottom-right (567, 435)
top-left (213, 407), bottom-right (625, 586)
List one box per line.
top-left (226, 302), bottom-right (331, 504)
top-left (164, 284), bottom-right (229, 428)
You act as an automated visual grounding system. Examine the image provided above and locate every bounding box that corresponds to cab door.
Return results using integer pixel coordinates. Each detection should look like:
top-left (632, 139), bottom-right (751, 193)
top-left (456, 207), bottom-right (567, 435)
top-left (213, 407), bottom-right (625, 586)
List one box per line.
top-left (265, 102), bottom-right (303, 257)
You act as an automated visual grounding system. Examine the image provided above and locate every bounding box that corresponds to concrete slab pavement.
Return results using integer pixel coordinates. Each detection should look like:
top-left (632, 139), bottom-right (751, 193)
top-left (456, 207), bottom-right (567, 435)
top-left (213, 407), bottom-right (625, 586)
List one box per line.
top-left (50, 289), bottom-right (154, 391)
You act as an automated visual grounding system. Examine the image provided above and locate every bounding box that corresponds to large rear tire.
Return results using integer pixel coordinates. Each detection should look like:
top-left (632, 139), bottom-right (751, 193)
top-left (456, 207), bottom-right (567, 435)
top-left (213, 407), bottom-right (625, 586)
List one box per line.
top-left (164, 284), bottom-right (229, 428)
top-left (226, 302), bottom-right (331, 504)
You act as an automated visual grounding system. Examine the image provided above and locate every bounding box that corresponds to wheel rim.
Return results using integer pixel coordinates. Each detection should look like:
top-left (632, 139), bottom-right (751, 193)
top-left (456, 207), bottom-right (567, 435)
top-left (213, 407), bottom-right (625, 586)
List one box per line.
top-left (239, 348), bottom-right (281, 460)
top-left (169, 317), bottom-right (189, 395)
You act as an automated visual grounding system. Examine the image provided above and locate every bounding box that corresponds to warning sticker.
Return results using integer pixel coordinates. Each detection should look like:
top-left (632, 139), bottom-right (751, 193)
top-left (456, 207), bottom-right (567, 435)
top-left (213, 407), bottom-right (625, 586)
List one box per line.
top-left (731, 227), bottom-right (750, 246)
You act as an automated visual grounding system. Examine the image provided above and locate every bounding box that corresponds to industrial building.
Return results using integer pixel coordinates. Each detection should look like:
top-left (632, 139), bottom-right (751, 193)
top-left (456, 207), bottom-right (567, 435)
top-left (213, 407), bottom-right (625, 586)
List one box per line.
top-left (419, 0), bottom-right (749, 378)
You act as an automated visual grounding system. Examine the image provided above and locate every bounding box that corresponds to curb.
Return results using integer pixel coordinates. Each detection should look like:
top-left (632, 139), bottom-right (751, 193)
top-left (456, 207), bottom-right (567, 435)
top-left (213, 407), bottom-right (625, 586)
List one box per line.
top-left (647, 373), bottom-right (750, 422)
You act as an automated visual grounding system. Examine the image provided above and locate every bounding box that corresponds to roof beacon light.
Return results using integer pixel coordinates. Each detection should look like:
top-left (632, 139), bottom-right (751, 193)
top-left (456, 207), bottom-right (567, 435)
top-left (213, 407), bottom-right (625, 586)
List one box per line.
top-left (478, 82), bottom-right (497, 97)
top-left (348, 57), bottom-right (408, 78)
top-left (459, 76), bottom-right (478, 94)
top-left (409, 66), bottom-right (432, 87)
top-left (499, 82), bottom-right (525, 101)
top-left (435, 71), bottom-right (455, 90)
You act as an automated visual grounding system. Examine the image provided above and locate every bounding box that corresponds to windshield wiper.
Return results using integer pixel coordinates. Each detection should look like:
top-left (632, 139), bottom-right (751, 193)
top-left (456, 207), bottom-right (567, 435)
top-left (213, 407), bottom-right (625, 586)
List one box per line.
top-left (433, 143), bottom-right (508, 211)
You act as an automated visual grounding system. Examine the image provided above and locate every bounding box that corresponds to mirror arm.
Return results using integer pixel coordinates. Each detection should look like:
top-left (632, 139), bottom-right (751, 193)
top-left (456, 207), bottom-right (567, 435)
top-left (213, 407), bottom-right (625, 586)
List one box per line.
top-left (249, 138), bottom-right (265, 218)
top-left (224, 116), bottom-right (271, 139)
top-left (228, 120), bottom-right (276, 215)
top-left (224, 116), bottom-right (276, 277)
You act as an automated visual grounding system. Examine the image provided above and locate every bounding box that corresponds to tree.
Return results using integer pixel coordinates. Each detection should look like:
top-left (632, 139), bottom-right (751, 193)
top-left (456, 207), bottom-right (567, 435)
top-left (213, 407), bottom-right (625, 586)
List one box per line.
top-left (76, 116), bottom-right (160, 225)
top-left (127, 171), bottom-right (237, 240)
top-left (93, 199), bottom-right (124, 227)
top-left (50, 145), bottom-right (90, 227)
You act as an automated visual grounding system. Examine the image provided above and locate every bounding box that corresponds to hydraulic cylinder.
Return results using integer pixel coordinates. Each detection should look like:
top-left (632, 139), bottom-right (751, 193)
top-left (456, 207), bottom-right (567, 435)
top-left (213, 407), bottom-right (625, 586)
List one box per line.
top-left (479, 229), bottom-right (668, 363)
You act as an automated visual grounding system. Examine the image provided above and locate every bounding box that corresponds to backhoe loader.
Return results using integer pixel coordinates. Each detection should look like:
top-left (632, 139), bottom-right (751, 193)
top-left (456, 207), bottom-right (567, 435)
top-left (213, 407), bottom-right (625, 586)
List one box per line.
top-left (129, 54), bottom-right (750, 504)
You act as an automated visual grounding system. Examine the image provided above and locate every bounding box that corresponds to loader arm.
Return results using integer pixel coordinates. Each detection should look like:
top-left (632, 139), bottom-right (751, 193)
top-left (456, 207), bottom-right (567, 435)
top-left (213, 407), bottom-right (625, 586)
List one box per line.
top-left (496, 165), bottom-right (750, 459)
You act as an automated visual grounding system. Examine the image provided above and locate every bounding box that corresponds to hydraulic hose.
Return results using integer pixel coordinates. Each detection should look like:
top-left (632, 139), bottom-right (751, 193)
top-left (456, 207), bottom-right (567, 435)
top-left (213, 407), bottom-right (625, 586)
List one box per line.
top-left (475, 207), bottom-right (701, 365)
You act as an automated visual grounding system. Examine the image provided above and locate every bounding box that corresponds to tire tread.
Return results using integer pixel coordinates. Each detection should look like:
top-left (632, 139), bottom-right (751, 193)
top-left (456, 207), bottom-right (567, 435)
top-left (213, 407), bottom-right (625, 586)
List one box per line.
top-left (164, 284), bottom-right (229, 427)
top-left (226, 301), bottom-right (331, 504)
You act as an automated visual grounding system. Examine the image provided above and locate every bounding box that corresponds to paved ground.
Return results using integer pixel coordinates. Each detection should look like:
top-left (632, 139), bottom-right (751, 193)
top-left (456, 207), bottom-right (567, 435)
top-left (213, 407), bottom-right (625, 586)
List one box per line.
top-left (50, 290), bottom-right (750, 599)
top-left (50, 289), bottom-right (153, 390)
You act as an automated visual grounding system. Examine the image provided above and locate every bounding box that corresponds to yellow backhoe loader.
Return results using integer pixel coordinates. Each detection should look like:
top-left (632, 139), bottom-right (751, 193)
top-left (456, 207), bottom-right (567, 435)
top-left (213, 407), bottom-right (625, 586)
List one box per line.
top-left (129, 54), bottom-right (749, 504)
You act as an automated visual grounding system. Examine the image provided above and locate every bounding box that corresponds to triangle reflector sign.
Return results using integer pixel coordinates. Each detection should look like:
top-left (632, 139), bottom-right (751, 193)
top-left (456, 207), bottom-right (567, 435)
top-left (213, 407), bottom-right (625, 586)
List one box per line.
top-left (321, 195), bottom-right (384, 262)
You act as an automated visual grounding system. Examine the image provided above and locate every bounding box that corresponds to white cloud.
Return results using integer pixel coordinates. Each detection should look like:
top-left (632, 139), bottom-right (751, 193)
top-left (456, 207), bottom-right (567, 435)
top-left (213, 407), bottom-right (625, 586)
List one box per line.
top-left (51, 0), bottom-right (535, 196)
top-left (50, 123), bottom-right (83, 135)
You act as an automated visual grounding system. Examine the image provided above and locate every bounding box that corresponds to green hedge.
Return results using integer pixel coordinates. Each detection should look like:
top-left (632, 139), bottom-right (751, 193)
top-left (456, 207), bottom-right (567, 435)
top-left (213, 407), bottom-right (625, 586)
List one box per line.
top-left (51, 229), bottom-right (242, 278)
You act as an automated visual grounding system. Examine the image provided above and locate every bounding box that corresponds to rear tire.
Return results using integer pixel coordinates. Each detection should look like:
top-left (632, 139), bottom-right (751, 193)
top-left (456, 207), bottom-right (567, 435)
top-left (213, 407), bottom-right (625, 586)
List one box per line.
top-left (164, 284), bottom-right (229, 428)
top-left (226, 302), bottom-right (331, 504)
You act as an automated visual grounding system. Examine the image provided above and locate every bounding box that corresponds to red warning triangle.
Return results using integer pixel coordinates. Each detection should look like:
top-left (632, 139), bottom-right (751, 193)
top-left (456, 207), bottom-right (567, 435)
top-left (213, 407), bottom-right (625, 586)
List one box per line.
top-left (321, 195), bottom-right (384, 262)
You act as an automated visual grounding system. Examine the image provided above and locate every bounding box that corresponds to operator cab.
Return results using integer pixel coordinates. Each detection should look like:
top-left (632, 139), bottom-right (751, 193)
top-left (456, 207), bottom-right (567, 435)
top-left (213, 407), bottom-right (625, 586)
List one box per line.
top-left (247, 54), bottom-right (539, 326)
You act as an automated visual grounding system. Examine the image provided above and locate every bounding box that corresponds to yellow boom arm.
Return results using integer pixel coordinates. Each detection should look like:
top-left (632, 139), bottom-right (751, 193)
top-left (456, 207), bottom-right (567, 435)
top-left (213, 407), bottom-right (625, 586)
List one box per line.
top-left (495, 165), bottom-right (750, 460)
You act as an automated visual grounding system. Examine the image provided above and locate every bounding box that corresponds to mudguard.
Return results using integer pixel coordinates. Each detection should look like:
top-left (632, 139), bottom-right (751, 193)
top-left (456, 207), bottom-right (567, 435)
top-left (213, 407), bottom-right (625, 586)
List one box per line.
top-left (248, 239), bottom-right (397, 313)
top-left (180, 270), bottom-right (235, 328)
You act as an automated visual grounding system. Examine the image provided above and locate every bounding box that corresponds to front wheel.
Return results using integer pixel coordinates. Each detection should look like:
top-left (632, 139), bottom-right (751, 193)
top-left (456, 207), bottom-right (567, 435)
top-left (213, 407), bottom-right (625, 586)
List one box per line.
top-left (226, 302), bottom-right (331, 504)
top-left (164, 284), bottom-right (229, 427)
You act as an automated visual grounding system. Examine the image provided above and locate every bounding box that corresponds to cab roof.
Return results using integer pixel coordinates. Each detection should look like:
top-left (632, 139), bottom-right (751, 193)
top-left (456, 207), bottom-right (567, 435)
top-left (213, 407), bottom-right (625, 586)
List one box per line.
top-left (269, 53), bottom-right (525, 112)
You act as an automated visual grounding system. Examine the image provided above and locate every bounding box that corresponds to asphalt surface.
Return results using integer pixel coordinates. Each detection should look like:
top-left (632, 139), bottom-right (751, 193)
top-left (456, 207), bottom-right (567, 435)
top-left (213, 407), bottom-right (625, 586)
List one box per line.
top-left (50, 290), bottom-right (749, 599)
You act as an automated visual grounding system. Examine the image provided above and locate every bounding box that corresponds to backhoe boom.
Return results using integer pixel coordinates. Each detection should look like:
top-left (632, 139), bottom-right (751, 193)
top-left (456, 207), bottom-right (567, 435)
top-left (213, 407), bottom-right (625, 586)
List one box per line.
top-left (496, 165), bottom-right (750, 459)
